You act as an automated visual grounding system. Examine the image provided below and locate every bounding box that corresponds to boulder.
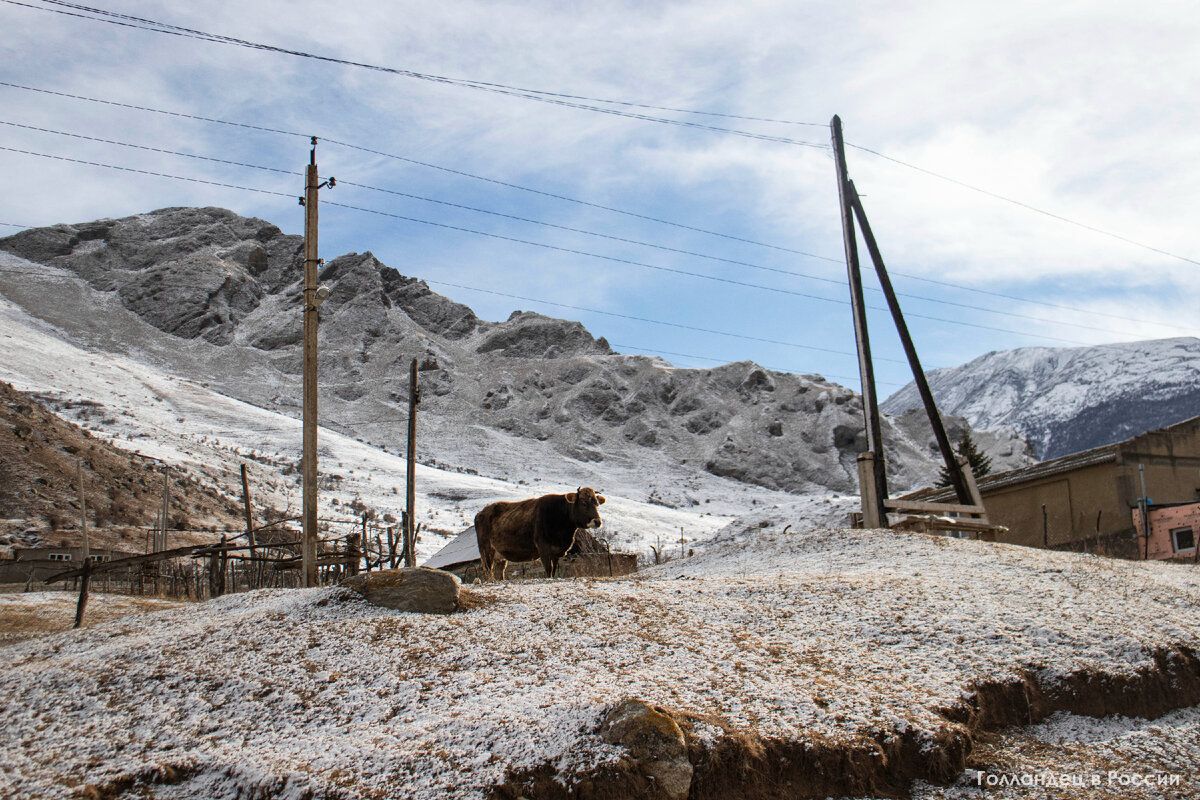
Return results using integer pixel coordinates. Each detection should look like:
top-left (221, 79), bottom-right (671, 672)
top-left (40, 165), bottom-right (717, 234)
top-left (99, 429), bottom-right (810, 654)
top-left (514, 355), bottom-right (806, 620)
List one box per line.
top-left (341, 567), bottom-right (460, 614)
top-left (600, 699), bottom-right (692, 800)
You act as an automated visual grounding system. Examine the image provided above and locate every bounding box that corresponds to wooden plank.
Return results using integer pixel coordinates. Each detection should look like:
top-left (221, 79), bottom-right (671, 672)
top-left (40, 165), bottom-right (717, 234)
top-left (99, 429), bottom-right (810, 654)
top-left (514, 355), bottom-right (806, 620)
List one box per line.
top-left (893, 515), bottom-right (1006, 533)
top-left (885, 499), bottom-right (987, 515)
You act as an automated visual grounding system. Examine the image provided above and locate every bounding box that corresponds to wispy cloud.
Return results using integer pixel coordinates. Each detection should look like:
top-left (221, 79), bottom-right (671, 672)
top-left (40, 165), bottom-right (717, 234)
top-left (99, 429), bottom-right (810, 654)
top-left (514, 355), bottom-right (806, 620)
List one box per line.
top-left (1, 0), bottom-right (1198, 389)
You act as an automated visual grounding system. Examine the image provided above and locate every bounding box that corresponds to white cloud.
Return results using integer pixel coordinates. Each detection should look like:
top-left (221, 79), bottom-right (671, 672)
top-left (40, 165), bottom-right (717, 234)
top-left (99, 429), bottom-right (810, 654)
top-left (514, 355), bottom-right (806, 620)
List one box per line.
top-left (1, 0), bottom-right (1198, 381)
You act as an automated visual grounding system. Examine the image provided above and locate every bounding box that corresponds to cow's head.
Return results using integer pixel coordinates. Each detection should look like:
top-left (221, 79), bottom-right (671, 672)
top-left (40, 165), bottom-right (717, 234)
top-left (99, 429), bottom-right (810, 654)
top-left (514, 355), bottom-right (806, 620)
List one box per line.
top-left (566, 486), bottom-right (605, 529)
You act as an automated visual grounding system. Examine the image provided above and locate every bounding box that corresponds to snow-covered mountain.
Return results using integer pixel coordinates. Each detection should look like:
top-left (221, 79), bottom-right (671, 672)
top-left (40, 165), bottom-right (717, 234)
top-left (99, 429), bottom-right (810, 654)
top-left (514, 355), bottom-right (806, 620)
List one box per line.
top-left (882, 338), bottom-right (1200, 460)
top-left (0, 207), bottom-right (1029, 508)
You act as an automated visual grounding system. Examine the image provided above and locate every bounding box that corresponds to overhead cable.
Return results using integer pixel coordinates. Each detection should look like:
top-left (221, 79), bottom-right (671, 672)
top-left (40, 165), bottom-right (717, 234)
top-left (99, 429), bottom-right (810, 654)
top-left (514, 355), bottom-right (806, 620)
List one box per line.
top-left (5, 0), bottom-right (829, 147)
top-left (2, 80), bottom-right (1186, 333)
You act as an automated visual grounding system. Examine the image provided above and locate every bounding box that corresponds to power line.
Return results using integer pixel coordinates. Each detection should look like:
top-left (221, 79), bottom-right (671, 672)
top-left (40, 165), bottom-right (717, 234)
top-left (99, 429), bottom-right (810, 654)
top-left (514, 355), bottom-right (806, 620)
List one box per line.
top-left (3, 82), bottom-right (1188, 336)
top-left (6, 0), bottom-right (830, 148)
top-left (323, 198), bottom-right (1093, 345)
top-left (0, 119), bottom-right (297, 175)
top-left (21, 1), bottom-right (1199, 273)
top-left (423, 278), bottom-right (908, 364)
top-left (846, 141), bottom-right (1200, 269)
top-left (3, 114), bottom-right (1189, 340)
top-left (1, 112), bottom-right (1164, 340)
top-left (0, 145), bottom-right (1140, 347)
top-left (0, 81), bottom-right (842, 258)
top-left (0, 144), bottom-right (293, 199)
top-left (607, 343), bottom-right (902, 389)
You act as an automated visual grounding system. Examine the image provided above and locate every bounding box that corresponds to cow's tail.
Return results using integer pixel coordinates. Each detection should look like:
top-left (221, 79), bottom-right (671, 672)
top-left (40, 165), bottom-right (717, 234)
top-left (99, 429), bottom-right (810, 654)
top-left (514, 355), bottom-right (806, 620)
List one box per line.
top-left (474, 512), bottom-right (493, 579)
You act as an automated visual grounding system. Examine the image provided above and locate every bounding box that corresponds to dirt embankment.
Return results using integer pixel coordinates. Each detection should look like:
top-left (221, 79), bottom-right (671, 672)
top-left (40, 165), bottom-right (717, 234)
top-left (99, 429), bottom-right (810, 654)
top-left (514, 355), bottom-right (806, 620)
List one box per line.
top-left (496, 645), bottom-right (1200, 800)
top-left (0, 380), bottom-right (246, 554)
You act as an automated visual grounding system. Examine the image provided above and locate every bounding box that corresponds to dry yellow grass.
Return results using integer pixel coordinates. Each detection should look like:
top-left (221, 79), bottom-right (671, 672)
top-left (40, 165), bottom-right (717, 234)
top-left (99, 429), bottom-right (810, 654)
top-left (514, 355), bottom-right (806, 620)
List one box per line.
top-left (0, 590), bottom-right (182, 644)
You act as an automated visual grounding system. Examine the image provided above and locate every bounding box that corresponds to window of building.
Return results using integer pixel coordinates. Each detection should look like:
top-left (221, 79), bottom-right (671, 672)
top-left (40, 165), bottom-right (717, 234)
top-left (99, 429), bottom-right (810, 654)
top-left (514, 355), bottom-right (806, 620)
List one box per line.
top-left (1170, 527), bottom-right (1195, 553)
top-left (48, 553), bottom-right (72, 562)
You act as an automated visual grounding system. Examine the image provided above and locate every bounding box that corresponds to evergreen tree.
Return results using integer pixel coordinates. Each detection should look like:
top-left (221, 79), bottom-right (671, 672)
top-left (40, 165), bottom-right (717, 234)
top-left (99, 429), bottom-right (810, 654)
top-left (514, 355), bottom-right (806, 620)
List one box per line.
top-left (937, 430), bottom-right (993, 487)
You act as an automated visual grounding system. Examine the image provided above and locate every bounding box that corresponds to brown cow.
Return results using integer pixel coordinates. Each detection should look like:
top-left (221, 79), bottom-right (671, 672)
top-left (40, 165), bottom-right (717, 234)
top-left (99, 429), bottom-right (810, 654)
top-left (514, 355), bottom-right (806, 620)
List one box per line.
top-left (474, 487), bottom-right (606, 580)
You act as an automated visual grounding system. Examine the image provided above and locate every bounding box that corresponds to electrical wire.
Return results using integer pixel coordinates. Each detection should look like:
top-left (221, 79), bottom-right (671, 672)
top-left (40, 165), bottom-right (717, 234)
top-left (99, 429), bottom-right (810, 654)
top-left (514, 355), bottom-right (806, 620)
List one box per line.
top-left (422, 278), bottom-right (900, 362)
top-left (0, 114), bottom-right (1168, 340)
top-left (0, 144), bottom-right (293, 199)
top-left (846, 142), bottom-right (1200, 269)
top-left (4, 0), bottom-right (830, 148)
top-left (20, 0), bottom-right (1200, 275)
top-left (0, 145), bottom-right (1153, 347)
top-left (607, 343), bottom-right (904, 389)
top-left (3, 81), bottom-right (1189, 335)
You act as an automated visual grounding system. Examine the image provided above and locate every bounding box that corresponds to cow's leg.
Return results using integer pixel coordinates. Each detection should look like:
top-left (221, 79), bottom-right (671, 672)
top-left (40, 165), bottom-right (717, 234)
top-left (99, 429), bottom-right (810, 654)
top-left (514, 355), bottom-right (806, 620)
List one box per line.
top-left (478, 546), bottom-right (493, 582)
top-left (540, 553), bottom-right (555, 579)
top-left (496, 557), bottom-right (508, 581)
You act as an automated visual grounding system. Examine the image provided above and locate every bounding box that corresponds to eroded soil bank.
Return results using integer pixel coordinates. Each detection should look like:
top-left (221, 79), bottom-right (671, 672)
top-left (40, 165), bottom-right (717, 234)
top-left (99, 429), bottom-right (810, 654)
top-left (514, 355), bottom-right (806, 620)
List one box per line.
top-left (495, 645), bottom-right (1200, 800)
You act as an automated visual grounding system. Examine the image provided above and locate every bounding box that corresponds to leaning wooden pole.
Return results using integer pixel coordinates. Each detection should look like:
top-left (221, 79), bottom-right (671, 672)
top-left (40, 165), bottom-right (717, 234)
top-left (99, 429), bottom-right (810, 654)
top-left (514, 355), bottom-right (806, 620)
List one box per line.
top-left (301, 139), bottom-right (321, 588)
top-left (847, 180), bottom-right (973, 507)
top-left (830, 115), bottom-right (888, 526)
top-left (404, 357), bottom-right (419, 567)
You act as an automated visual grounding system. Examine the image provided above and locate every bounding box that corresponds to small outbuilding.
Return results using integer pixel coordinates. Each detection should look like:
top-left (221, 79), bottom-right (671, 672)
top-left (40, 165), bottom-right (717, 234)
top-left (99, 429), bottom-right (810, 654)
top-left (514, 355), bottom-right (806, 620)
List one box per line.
top-left (902, 415), bottom-right (1200, 559)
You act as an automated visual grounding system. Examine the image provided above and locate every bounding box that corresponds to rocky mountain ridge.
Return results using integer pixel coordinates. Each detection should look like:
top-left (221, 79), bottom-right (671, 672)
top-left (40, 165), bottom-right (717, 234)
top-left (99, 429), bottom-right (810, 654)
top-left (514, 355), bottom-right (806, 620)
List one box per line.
top-left (0, 207), bottom-right (1033, 497)
top-left (882, 338), bottom-right (1200, 460)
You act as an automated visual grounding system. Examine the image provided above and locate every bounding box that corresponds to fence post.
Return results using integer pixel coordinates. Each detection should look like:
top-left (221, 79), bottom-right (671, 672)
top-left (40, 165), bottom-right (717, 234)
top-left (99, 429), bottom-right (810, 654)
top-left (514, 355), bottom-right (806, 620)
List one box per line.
top-left (73, 559), bottom-right (91, 629)
top-left (346, 533), bottom-right (360, 576)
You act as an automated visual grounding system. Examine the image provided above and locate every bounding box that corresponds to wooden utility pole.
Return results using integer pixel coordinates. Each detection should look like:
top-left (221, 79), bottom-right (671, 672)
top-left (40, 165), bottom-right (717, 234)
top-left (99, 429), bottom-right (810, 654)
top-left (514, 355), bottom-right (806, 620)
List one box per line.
top-left (846, 181), bottom-right (972, 507)
top-left (76, 460), bottom-right (89, 563)
top-left (361, 515), bottom-right (370, 572)
top-left (301, 138), bottom-right (335, 588)
top-left (830, 115), bottom-right (887, 525)
top-left (404, 357), bottom-right (419, 567)
top-left (240, 464), bottom-right (257, 589)
top-left (73, 559), bottom-right (91, 629)
top-left (159, 465), bottom-right (170, 553)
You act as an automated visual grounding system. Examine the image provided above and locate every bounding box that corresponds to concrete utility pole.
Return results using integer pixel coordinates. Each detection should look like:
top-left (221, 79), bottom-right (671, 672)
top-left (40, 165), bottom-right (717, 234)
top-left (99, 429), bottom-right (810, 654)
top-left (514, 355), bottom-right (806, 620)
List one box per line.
top-left (301, 138), bottom-right (334, 587)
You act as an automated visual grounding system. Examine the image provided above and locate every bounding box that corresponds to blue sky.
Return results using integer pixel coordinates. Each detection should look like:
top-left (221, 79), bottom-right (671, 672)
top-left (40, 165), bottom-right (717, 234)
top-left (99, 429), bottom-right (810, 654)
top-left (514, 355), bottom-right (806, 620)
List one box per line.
top-left (1, 0), bottom-right (1197, 397)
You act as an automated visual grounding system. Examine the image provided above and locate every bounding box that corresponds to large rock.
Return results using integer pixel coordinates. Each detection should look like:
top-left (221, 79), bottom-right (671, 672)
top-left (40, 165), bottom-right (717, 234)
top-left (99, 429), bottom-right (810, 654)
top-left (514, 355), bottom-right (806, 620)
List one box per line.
top-left (600, 698), bottom-right (692, 800)
top-left (341, 567), bottom-right (461, 614)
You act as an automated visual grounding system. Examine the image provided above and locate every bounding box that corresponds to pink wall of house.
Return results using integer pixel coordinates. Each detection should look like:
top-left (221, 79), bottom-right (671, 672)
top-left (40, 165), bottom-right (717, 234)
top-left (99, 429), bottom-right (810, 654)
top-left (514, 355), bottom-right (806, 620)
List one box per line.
top-left (1131, 503), bottom-right (1200, 560)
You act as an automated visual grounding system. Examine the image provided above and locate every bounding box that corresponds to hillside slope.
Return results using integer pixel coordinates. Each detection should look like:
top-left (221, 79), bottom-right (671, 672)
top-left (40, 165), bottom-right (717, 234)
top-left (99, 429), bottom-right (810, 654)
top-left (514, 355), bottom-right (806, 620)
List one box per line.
top-left (882, 338), bottom-right (1200, 460)
top-left (0, 380), bottom-right (246, 556)
top-left (1, 522), bottom-right (1196, 799)
top-left (0, 207), bottom-right (1032, 496)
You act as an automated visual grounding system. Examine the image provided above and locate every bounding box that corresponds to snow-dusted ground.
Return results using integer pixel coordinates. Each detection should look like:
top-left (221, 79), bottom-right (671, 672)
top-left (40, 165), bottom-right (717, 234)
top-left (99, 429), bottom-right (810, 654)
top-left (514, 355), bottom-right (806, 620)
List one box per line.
top-left (0, 281), bottom-right (832, 562)
top-left (909, 707), bottom-right (1200, 799)
top-left (2, 522), bottom-right (1198, 799)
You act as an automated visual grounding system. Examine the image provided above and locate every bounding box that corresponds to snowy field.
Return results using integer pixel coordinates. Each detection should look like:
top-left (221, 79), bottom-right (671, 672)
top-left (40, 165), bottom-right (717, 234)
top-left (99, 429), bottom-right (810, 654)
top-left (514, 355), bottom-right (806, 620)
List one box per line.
top-left (1, 522), bottom-right (1198, 799)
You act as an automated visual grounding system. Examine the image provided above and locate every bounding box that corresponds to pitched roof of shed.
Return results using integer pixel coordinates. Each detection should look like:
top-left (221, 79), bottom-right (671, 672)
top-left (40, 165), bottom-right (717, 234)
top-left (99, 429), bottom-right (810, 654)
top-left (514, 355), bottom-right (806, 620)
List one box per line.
top-left (422, 527), bottom-right (480, 570)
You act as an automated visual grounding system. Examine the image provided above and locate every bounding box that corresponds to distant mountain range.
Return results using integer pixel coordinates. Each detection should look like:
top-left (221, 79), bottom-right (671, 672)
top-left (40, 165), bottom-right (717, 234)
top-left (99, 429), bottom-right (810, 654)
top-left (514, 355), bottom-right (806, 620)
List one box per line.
top-left (0, 206), bottom-right (1034, 499)
top-left (882, 338), bottom-right (1200, 460)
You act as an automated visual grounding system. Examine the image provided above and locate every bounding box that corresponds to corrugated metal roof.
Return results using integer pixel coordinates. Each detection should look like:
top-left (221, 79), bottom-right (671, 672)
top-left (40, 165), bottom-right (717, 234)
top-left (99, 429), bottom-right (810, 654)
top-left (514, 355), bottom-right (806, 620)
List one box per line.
top-left (422, 527), bottom-right (480, 570)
